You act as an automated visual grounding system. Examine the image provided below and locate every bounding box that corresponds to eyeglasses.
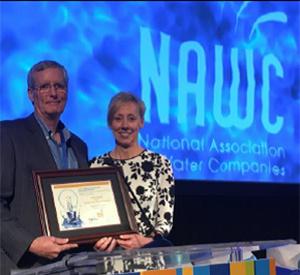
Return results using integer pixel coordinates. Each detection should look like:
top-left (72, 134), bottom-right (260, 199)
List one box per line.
top-left (34, 83), bottom-right (67, 94)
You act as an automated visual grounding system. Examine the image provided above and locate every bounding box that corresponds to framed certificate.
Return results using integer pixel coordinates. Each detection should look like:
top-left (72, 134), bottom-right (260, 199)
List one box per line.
top-left (32, 167), bottom-right (138, 244)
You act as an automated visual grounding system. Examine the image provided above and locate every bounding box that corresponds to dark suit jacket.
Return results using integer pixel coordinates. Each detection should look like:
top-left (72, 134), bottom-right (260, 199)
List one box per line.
top-left (0, 113), bottom-right (89, 274)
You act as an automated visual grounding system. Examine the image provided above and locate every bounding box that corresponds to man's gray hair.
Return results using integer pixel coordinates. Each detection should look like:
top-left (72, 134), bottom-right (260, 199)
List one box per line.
top-left (27, 60), bottom-right (68, 89)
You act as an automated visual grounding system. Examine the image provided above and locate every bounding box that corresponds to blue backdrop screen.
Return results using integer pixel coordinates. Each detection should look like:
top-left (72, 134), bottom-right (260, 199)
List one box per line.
top-left (1, 1), bottom-right (299, 183)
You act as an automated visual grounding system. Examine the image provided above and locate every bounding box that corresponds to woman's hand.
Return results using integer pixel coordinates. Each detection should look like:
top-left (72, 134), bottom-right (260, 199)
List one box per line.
top-left (116, 234), bottom-right (153, 250)
top-left (94, 237), bottom-right (117, 252)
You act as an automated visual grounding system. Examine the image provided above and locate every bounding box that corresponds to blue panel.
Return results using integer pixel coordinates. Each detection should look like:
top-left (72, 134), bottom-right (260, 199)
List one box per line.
top-left (210, 263), bottom-right (230, 275)
top-left (194, 265), bottom-right (210, 275)
top-left (255, 259), bottom-right (270, 275)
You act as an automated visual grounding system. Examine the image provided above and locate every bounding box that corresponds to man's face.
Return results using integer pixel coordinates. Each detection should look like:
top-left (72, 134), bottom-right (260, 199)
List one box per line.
top-left (28, 67), bottom-right (68, 121)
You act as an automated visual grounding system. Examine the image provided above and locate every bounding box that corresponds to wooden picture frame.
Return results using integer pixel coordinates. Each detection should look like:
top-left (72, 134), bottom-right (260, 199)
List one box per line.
top-left (32, 167), bottom-right (138, 244)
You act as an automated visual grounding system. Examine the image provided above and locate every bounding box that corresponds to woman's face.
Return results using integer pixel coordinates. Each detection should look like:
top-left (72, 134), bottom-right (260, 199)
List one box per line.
top-left (110, 101), bottom-right (144, 149)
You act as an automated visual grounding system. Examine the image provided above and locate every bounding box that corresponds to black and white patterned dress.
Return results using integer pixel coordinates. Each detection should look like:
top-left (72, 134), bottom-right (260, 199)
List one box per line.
top-left (90, 149), bottom-right (175, 237)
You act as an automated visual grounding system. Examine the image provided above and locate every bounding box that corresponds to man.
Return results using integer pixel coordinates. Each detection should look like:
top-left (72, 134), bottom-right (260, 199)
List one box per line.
top-left (0, 60), bottom-right (89, 274)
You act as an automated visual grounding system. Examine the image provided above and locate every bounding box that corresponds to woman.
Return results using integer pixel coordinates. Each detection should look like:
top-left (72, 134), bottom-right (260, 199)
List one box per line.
top-left (90, 92), bottom-right (175, 252)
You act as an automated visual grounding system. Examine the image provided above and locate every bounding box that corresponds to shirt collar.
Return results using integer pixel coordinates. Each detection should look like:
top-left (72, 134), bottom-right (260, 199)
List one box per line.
top-left (34, 112), bottom-right (71, 142)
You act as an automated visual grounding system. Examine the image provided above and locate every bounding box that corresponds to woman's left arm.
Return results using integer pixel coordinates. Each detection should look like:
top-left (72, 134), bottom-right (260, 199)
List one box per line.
top-left (155, 156), bottom-right (175, 236)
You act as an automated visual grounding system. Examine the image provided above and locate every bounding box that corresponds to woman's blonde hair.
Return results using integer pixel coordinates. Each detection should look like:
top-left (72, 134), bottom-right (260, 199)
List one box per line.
top-left (107, 92), bottom-right (146, 128)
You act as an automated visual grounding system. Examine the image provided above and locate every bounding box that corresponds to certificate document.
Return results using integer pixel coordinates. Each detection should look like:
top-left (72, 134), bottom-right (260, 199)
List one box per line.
top-left (51, 181), bottom-right (121, 231)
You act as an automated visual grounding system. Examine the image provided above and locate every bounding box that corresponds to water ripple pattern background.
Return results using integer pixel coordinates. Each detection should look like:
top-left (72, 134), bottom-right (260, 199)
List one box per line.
top-left (1, 1), bottom-right (299, 183)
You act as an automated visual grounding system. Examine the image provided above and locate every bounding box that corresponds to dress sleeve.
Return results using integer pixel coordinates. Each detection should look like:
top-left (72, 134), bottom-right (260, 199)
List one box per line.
top-left (154, 155), bottom-right (175, 236)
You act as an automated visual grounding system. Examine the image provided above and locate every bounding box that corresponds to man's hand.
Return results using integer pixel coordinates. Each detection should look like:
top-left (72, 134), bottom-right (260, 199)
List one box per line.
top-left (117, 234), bottom-right (153, 250)
top-left (94, 237), bottom-right (117, 252)
top-left (29, 236), bottom-right (78, 259)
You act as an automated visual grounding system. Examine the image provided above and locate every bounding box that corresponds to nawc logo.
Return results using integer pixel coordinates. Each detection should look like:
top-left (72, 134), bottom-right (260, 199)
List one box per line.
top-left (140, 11), bottom-right (288, 135)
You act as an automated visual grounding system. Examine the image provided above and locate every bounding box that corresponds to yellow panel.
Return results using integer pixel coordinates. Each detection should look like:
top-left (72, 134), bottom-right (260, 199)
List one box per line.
top-left (245, 261), bottom-right (255, 275)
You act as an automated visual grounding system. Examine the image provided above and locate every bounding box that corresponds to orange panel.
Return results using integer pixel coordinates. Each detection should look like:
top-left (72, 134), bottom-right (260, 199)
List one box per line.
top-left (141, 269), bottom-right (177, 275)
top-left (269, 258), bottom-right (276, 275)
top-left (182, 266), bottom-right (193, 275)
top-left (230, 261), bottom-right (246, 275)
